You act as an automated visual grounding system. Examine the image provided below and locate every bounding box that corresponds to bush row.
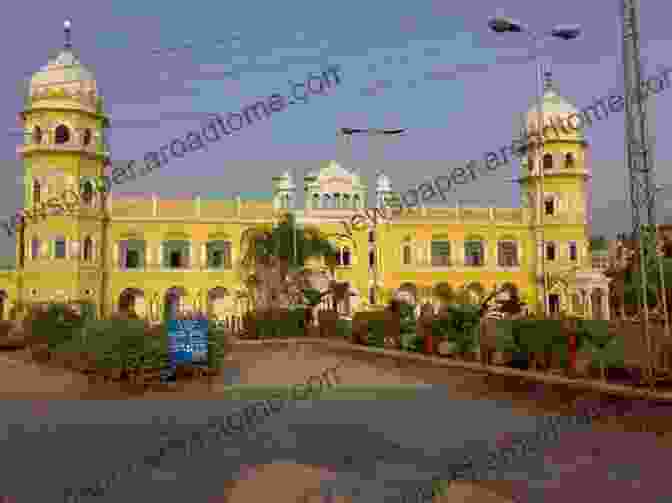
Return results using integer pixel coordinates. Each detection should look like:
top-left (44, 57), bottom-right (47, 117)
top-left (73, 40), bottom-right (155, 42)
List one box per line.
top-left (24, 303), bottom-right (227, 376)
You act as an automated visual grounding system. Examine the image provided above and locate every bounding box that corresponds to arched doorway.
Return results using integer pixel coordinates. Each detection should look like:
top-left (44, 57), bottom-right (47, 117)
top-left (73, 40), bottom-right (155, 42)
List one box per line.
top-left (164, 286), bottom-right (187, 320)
top-left (498, 282), bottom-right (518, 300)
top-left (464, 282), bottom-right (485, 304)
top-left (118, 288), bottom-right (145, 318)
top-left (591, 289), bottom-right (605, 320)
top-left (207, 287), bottom-right (232, 319)
top-left (0, 290), bottom-right (6, 320)
top-left (432, 282), bottom-right (454, 310)
top-left (397, 282), bottom-right (418, 305)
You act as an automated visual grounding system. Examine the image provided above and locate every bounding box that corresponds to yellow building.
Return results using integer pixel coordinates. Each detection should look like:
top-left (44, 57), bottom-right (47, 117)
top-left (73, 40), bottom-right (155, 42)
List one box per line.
top-left (0, 23), bottom-right (612, 321)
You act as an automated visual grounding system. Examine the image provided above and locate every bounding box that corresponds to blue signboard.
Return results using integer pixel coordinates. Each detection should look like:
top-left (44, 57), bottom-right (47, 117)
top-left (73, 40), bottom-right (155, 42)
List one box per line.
top-left (167, 318), bottom-right (209, 367)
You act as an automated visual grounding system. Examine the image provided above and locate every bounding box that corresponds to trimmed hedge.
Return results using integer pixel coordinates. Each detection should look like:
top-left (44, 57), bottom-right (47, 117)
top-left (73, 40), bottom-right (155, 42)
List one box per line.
top-left (493, 318), bottom-right (621, 370)
top-left (431, 304), bottom-right (480, 353)
top-left (335, 319), bottom-right (352, 339)
top-left (366, 319), bottom-right (386, 348)
top-left (25, 303), bottom-right (227, 376)
top-left (245, 308), bottom-right (308, 338)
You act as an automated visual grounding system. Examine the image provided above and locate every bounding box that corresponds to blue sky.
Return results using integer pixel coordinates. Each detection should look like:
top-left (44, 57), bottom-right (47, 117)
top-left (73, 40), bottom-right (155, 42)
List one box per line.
top-left (1, 0), bottom-right (671, 258)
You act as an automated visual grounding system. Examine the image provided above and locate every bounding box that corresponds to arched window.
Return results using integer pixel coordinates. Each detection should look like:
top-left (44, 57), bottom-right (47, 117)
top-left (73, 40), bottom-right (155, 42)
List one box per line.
top-left (545, 242), bottom-right (556, 261)
top-left (82, 128), bottom-right (92, 146)
top-left (32, 179), bottom-right (41, 205)
top-left (312, 193), bottom-right (320, 209)
top-left (528, 156), bottom-right (534, 172)
top-left (55, 124), bottom-right (70, 144)
top-left (431, 239), bottom-right (451, 266)
top-left (565, 153), bottom-right (575, 169)
top-left (31, 237), bottom-right (40, 260)
top-left (402, 245), bottom-right (411, 265)
top-left (342, 247), bottom-right (351, 266)
top-left (334, 193), bottom-right (341, 209)
top-left (353, 195), bottom-right (361, 209)
top-left (497, 240), bottom-right (519, 267)
top-left (343, 194), bottom-right (351, 208)
top-left (464, 238), bottom-right (484, 266)
top-left (54, 236), bottom-right (67, 259)
top-left (544, 195), bottom-right (556, 216)
top-left (323, 194), bottom-right (330, 209)
top-left (499, 282), bottom-right (519, 300)
top-left (543, 153), bottom-right (553, 171)
top-left (83, 237), bottom-right (93, 262)
top-left (81, 181), bottom-right (94, 206)
top-left (32, 126), bottom-right (42, 144)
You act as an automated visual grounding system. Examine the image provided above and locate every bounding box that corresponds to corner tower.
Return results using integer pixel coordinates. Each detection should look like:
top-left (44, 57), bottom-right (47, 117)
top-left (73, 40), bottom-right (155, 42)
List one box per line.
top-left (520, 70), bottom-right (591, 221)
top-left (16, 20), bottom-right (110, 306)
top-left (519, 70), bottom-right (592, 313)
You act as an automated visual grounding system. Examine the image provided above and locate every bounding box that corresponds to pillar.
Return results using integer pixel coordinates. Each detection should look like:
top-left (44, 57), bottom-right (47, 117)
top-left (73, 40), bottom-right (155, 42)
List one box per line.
top-left (113, 243), bottom-right (119, 268)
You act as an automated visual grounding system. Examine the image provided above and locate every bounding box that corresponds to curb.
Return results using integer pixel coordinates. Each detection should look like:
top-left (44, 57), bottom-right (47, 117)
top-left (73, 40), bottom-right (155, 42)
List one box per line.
top-left (231, 337), bottom-right (672, 402)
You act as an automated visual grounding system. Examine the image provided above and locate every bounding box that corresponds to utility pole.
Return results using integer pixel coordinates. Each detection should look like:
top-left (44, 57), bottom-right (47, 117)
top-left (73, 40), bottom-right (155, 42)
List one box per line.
top-left (620, 0), bottom-right (669, 384)
top-left (337, 127), bottom-right (406, 306)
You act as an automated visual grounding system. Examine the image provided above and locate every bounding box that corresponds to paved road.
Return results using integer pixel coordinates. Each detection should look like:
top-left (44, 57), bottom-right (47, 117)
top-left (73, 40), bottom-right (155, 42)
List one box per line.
top-left (0, 346), bottom-right (670, 502)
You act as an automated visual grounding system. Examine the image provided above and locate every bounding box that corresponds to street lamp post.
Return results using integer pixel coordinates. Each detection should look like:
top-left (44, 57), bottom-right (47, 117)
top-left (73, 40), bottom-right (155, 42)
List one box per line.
top-left (337, 128), bottom-right (406, 306)
top-left (489, 16), bottom-right (582, 317)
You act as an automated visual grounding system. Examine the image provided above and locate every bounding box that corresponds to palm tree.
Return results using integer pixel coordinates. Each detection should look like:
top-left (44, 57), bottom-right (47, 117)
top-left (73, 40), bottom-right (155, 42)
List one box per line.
top-left (432, 283), bottom-right (454, 310)
top-left (239, 213), bottom-right (339, 311)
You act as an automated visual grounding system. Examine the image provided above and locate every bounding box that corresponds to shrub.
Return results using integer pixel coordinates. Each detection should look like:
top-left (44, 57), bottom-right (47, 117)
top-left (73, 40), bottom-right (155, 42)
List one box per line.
top-left (432, 304), bottom-right (480, 353)
top-left (26, 302), bottom-right (84, 349)
top-left (366, 319), bottom-right (386, 347)
top-left (400, 333), bottom-right (424, 352)
top-left (335, 318), bottom-right (352, 338)
top-left (575, 320), bottom-right (623, 370)
top-left (207, 327), bottom-right (227, 370)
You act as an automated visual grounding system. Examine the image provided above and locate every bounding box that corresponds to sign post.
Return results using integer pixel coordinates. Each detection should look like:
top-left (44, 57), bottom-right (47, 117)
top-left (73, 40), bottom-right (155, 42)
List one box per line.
top-left (165, 317), bottom-right (209, 380)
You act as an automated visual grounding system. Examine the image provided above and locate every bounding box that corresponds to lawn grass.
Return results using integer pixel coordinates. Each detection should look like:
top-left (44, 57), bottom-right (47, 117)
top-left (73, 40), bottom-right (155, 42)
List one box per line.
top-left (215, 384), bottom-right (432, 400)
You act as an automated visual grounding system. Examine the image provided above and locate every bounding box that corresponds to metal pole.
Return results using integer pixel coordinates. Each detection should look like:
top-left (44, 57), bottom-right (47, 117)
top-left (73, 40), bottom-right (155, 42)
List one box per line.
top-left (339, 128), bottom-right (405, 307)
top-left (622, 0), bottom-right (656, 381)
top-left (531, 38), bottom-right (548, 317)
top-left (293, 166), bottom-right (297, 268)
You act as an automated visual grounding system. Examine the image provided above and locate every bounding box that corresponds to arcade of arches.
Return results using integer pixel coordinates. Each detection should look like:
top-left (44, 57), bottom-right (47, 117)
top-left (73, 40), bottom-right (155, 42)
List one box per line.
top-left (116, 286), bottom-right (240, 321)
top-left (390, 280), bottom-right (610, 319)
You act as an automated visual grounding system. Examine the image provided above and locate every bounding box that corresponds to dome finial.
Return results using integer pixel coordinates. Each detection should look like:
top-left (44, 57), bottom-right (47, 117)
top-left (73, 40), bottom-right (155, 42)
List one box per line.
top-left (64, 19), bottom-right (72, 49)
top-left (543, 68), bottom-right (553, 92)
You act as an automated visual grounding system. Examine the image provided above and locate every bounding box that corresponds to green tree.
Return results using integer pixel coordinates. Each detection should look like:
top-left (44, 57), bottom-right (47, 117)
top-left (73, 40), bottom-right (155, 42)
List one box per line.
top-left (239, 213), bottom-right (339, 311)
top-left (589, 235), bottom-right (608, 251)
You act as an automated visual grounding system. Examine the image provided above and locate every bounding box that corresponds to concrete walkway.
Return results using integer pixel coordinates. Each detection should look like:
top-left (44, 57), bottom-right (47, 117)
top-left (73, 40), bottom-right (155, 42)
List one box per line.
top-left (0, 345), bottom-right (671, 501)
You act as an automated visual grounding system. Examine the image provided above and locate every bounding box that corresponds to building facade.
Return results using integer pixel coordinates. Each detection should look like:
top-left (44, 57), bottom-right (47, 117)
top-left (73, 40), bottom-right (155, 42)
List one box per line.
top-left (0, 24), bottom-right (612, 321)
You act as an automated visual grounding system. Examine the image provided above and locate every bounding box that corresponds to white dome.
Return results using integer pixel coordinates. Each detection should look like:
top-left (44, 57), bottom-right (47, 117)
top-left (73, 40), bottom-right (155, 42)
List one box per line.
top-left (376, 171), bottom-right (391, 190)
top-left (525, 71), bottom-right (582, 138)
top-left (273, 170), bottom-right (295, 190)
top-left (30, 50), bottom-right (96, 89)
top-left (309, 160), bottom-right (362, 185)
top-left (29, 22), bottom-right (98, 95)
